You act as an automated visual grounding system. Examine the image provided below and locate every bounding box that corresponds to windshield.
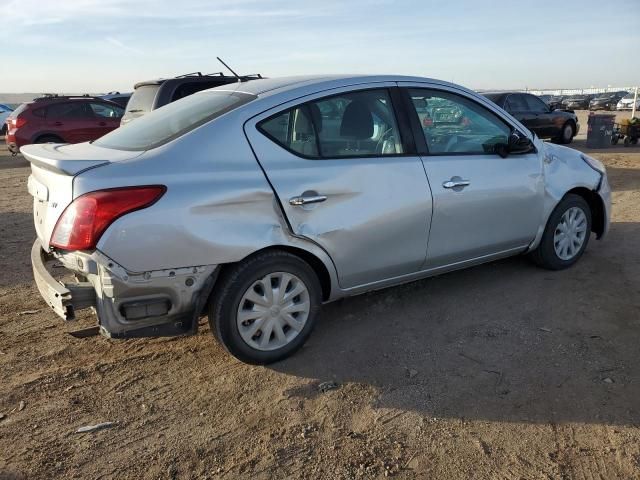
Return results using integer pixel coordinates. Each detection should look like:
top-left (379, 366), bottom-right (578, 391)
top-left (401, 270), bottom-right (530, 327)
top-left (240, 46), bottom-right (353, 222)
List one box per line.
top-left (623, 93), bottom-right (635, 99)
top-left (94, 90), bottom-right (256, 151)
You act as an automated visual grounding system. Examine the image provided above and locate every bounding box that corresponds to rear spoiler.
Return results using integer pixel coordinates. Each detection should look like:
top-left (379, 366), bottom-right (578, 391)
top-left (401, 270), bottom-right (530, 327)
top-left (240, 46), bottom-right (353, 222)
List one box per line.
top-left (21, 143), bottom-right (142, 176)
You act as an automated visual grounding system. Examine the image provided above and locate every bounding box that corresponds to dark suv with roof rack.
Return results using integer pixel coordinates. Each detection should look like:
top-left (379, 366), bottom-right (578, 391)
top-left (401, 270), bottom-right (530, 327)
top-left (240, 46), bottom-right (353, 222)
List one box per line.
top-left (121, 71), bottom-right (262, 125)
top-left (5, 94), bottom-right (124, 154)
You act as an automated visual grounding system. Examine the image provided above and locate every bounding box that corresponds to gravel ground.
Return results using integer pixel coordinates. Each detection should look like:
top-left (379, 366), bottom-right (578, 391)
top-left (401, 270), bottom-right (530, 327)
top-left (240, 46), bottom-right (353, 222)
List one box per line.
top-left (0, 122), bottom-right (639, 479)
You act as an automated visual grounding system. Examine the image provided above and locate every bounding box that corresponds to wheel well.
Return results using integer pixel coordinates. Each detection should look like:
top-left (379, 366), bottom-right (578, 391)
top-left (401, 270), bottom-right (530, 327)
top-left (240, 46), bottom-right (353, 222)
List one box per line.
top-left (219, 246), bottom-right (332, 301)
top-left (34, 134), bottom-right (64, 143)
top-left (567, 187), bottom-right (605, 238)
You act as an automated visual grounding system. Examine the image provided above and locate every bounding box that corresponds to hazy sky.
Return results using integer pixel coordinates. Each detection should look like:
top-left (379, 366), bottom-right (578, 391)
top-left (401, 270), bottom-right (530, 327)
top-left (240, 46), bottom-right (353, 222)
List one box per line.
top-left (1, 0), bottom-right (638, 93)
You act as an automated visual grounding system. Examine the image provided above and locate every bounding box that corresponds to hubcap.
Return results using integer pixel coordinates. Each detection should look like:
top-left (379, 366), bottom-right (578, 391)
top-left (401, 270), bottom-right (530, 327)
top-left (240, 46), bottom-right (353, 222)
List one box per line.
top-left (553, 207), bottom-right (587, 260)
top-left (564, 124), bottom-right (573, 141)
top-left (236, 272), bottom-right (310, 351)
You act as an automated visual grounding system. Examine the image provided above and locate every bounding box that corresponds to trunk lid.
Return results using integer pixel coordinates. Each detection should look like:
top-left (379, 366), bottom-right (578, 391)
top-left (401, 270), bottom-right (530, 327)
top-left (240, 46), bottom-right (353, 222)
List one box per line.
top-left (23, 142), bottom-right (143, 247)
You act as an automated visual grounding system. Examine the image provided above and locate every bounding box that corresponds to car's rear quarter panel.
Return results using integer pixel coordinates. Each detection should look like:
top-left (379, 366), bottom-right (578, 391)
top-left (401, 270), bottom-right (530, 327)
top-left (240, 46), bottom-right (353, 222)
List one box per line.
top-left (73, 109), bottom-right (333, 286)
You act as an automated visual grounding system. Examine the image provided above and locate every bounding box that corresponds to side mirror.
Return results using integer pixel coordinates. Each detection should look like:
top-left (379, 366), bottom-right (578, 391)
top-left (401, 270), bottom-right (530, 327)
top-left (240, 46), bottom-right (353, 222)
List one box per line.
top-left (509, 132), bottom-right (534, 152)
top-left (496, 132), bottom-right (535, 158)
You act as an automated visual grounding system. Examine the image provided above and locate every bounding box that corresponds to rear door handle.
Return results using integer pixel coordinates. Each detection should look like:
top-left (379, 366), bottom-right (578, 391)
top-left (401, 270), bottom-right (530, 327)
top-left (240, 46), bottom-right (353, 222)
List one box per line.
top-left (289, 194), bottom-right (327, 206)
top-left (98, 121), bottom-right (107, 126)
top-left (54, 122), bottom-right (63, 126)
top-left (442, 179), bottom-right (470, 189)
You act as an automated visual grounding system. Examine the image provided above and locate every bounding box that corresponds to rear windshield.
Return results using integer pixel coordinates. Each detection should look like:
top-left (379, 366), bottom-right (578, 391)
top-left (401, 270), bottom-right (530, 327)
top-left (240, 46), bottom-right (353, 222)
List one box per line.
top-left (9, 103), bottom-right (28, 117)
top-left (126, 85), bottom-right (160, 114)
top-left (94, 90), bottom-right (256, 151)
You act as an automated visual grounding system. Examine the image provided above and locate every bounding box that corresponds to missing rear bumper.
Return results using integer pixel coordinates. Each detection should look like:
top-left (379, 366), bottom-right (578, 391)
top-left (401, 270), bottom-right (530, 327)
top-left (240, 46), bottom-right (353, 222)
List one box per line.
top-left (31, 240), bottom-right (96, 320)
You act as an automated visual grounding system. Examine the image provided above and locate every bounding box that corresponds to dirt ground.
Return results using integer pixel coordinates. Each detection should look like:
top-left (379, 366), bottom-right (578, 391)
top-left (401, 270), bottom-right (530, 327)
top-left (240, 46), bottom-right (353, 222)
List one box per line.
top-left (1, 115), bottom-right (639, 479)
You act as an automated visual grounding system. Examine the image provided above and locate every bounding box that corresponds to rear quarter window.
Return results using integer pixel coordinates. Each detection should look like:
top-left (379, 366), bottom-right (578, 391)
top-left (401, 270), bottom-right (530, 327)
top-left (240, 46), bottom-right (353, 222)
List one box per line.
top-left (94, 90), bottom-right (255, 151)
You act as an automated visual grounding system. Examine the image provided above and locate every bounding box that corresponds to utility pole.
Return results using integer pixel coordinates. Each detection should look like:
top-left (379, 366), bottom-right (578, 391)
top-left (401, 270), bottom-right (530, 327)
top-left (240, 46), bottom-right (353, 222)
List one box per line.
top-left (632, 86), bottom-right (638, 118)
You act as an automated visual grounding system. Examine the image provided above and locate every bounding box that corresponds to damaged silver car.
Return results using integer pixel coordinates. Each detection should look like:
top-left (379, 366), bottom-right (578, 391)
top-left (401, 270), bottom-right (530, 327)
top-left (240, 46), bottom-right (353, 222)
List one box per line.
top-left (26, 75), bottom-right (611, 364)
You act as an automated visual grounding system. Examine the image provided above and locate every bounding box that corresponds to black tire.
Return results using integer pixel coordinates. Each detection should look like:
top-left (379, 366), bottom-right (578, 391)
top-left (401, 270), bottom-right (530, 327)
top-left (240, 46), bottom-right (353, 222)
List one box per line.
top-left (34, 135), bottom-right (63, 144)
top-left (529, 194), bottom-right (592, 270)
top-left (0, 124), bottom-right (6, 136)
top-left (208, 250), bottom-right (322, 364)
top-left (557, 122), bottom-right (575, 144)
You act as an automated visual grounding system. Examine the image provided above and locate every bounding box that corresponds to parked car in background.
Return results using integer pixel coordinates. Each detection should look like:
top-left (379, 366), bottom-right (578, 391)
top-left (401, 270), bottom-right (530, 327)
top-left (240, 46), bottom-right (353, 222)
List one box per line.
top-left (547, 95), bottom-right (565, 110)
top-left (589, 92), bottom-right (627, 111)
top-left (26, 75), bottom-right (610, 364)
top-left (483, 92), bottom-right (579, 143)
top-left (98, 91), bottom-right (132, 108)
top-left (562, 94), bottom-right (593, 110)
top-left (617, 92), bottom-right (640, 111)
top-left (121, 71), bottom-right (262, 125)
top-left (0, 103), bottom-right (13, 135)
top-left (5, 95), bottom-right (124, 154)
top-left (537, 94), bottom-right (552, 104)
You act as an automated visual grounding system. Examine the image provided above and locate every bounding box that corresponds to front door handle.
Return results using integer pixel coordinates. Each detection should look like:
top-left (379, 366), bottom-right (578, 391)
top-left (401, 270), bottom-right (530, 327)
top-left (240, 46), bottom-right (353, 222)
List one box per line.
top-left (442, 178), bottom-right (470, 189)
top-left (289, 194), bottom-right (327, 206)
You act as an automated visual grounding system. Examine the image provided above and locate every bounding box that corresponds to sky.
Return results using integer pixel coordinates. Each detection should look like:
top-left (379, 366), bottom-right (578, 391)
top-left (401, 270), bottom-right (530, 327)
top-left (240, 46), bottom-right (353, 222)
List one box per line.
top-left (1, 0), bottom-right (638, 93)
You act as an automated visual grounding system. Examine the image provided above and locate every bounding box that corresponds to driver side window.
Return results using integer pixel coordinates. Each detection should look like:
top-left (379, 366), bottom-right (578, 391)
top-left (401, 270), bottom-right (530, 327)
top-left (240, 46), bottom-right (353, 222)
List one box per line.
top-left (258, 89), bottom-right (404, 159)
top-left (407, 88), bottom-right (510, 155)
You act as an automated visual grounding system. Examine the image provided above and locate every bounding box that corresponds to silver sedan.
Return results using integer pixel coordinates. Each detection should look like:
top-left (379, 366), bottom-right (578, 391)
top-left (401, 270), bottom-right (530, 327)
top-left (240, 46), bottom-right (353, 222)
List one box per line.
top-left (25, 75), bottom-right (611, 364)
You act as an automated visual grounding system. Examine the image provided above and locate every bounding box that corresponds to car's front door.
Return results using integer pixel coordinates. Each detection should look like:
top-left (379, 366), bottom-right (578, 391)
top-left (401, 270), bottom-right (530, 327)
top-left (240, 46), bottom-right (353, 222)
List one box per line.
top-left (524, 94), bottom-right (555, 138)
top-left (505, 94), bottom-right (541, 136)
top-left (401, 85), bottom-right (544, 268)
top-left (245, 85), bottom-right (433, 289)
top-left (88, 102), bottom-right (124, 139)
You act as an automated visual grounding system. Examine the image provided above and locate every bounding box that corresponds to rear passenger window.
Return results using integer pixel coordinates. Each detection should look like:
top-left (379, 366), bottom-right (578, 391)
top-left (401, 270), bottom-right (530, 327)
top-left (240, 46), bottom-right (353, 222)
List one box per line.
top-left (46, 102), bottom-right (93, 119)
top-left (258, 89), bottom-right (403, 159)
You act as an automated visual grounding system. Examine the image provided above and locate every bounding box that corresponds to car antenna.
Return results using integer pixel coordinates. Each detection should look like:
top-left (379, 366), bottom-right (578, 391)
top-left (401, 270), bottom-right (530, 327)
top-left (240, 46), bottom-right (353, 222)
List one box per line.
top-left (217, 57), bottom-right (241, 81)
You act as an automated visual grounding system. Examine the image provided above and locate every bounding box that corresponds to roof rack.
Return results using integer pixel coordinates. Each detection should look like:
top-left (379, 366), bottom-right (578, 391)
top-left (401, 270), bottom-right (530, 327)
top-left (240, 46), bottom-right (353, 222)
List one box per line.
top-left (33, 94), bottom-right (100, 102)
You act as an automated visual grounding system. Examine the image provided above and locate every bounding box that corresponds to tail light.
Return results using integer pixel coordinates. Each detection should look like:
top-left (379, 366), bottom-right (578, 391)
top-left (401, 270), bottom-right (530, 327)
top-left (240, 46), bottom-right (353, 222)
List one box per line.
top-left (50, 186), bottom-right (166, 251)
top-left (10, 117), bottom-right (27, 128)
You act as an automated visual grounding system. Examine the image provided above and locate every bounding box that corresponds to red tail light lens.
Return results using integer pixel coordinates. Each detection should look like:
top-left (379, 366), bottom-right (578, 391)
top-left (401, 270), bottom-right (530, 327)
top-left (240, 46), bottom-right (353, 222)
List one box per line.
top-left (50, 186), bottom-right (166, 251)
top-left (12, 117), bottom-right (27, 128)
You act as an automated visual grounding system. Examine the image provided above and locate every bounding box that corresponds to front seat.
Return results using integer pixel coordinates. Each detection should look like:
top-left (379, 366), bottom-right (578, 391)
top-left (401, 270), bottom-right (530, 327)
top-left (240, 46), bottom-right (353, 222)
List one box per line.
top-left (339, 100), bottom-right (373, 154)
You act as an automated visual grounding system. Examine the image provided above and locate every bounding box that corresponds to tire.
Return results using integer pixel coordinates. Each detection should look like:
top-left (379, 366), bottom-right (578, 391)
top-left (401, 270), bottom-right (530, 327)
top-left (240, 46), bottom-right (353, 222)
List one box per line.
top-left (530, 194), bottom-right (592, 270)
top-left (558, 122), bottom-right (575, 144)
top-left (0, 124), bottom-right (6, 136)
top-left (208, 250), bottom-right (322, 364)
top-left (35, 135), bottom-right (64, 144)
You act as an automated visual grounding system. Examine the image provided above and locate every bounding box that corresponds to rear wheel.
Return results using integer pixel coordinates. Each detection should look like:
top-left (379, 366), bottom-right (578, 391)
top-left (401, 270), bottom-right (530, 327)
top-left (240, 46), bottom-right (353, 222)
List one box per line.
top-left (0, 124), bottom-right (6, 136)
top-left (530, 194), bottom-right (592, 270)
top-left (34, 135), bottom-right (64, 144)
top-left (208, 251), bottom-right (322, 364)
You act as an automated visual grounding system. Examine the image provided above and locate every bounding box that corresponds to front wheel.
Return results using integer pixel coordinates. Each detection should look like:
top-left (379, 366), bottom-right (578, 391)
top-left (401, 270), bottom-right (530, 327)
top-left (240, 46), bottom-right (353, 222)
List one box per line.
top-left (530, 194), bottom-right (592, 270)
top-left (208, 251), bottom-right (321, 364)
top-left (558, 122), bottom-right (575, 144)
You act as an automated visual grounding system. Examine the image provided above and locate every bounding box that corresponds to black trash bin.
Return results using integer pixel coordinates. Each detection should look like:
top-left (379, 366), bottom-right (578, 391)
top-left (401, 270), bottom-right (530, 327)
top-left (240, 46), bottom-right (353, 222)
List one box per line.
top-left (586, 114), bottom-right (615, 148)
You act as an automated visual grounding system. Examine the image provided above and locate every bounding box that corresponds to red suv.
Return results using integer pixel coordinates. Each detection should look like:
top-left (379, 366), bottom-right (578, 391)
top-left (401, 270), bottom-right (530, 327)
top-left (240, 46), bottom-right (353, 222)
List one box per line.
top-left (5, 95), bottom-right (124, 154)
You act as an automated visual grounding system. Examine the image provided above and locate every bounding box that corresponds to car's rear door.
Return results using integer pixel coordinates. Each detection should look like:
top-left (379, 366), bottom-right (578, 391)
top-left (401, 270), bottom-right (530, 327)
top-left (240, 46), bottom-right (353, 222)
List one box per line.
top-left (400, 84), bottom-right (544, 268)
top-left (245, 84), bottom-right (433, 289)
top-left (44, 102), bottom-right (95, 143)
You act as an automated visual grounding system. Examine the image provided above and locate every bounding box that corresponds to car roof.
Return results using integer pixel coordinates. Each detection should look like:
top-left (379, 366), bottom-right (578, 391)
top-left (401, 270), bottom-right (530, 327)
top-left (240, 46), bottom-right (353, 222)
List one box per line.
top-left (203, 74), bottom-right (476, 99)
